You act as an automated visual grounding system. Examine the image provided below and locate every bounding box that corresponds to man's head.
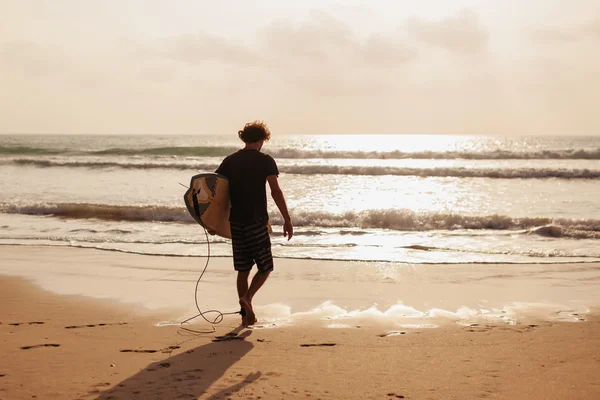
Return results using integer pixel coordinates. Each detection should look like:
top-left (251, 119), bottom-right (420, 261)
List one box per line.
top-left (238, 121), bottom-right (271, 144)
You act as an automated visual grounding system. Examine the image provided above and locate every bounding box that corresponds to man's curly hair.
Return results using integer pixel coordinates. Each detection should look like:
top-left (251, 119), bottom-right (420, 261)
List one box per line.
top-left (238, 121), bottom-right (271, 143)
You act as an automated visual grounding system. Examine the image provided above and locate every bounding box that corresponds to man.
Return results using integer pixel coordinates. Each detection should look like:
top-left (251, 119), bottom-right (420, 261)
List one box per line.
top-left (215, 121), bottom-right (293, 326)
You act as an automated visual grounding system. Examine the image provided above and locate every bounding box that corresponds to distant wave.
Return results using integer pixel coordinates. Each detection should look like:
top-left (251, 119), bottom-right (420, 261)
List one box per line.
top-left (93, 146), bottom-right (238, 157)
top-left (0, 145), bottom-right (237, 157)
top-left (6, 159), bottom-right (209, 170)
top-left (2, 202), bottom-right (600, 237)
top-left (0, 146), bottom-right (62, 155)
top-left (5, 159), bottom-right (600, 179)
top-left (2, 145), bottom-right (600, 160)
top-left (272, 148), bottom-right (600, 161)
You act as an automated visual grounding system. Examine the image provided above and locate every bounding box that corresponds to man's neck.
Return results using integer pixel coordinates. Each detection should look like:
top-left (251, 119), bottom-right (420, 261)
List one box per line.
top-left (243, 141), bottom-right (263, 151)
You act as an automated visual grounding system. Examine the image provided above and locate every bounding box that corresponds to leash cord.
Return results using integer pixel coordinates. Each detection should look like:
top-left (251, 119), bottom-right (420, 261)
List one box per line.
top-left (179, 227), bottom-right (240, 330)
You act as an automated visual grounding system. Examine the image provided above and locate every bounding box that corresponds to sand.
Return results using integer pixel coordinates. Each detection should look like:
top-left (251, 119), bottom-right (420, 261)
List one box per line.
top-left (1, 266), bottom-right (600, 399)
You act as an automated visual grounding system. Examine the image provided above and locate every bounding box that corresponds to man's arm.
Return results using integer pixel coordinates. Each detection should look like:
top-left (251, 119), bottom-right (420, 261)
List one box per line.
top-left (266, 175), bottom-right (293, 240)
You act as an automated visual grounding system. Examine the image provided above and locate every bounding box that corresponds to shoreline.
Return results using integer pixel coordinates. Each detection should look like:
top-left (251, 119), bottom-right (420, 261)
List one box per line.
top-left (5, 241), bottom-right (600, 265)
top-left (1, 245), bottom-right (599, 329)
top-left (1, 275), bottom-right (599, 399)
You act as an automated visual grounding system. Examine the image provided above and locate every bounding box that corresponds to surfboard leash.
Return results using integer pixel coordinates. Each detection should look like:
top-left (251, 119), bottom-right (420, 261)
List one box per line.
top-left (179, 226), bottom-right (242, 334)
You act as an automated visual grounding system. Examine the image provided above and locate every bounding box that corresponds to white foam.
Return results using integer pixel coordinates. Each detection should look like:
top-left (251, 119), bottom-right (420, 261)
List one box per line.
top-left (252, 300), bottom-right (590, 328)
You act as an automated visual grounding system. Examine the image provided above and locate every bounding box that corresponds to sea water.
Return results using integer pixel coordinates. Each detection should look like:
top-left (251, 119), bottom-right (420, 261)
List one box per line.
top-left (1, 134), bottom-right (599, 326)
top-left (1, 134), bottom-right (599, 264)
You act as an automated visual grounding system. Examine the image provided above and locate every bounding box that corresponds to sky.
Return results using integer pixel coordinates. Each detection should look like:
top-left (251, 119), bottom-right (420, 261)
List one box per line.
top-left (1, 0), bottom-right (599, 135)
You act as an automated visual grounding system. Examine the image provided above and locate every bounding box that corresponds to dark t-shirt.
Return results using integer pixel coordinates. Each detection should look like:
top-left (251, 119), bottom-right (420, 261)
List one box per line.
top-left (215, 149), bottom-right (279, 224)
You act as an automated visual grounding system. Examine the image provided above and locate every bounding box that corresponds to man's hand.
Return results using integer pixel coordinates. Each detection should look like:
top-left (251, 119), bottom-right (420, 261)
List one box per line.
top-left (283, 220), bottom-right (293, 241)
top-left (267, 175), bottom-right (293, 240)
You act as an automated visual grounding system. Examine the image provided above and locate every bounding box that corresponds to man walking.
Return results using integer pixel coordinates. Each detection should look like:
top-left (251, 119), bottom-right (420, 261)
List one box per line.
top-left (215, 121), bottom-right (293, 326)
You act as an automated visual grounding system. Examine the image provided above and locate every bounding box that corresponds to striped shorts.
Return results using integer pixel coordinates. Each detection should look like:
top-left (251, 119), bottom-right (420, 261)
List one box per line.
top-left (230, 221), bottom-right (273, 273)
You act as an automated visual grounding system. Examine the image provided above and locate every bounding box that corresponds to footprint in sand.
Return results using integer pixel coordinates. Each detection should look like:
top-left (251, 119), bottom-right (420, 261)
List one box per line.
top-left (213, 335), bottom-right (245, 342)
top-left (92, 382), bottom-right (111, 388)
top-left (571, 313), bottom-right (586, 321)
top-left (300, 343), bottom-right (337, 347)
top-left (120, 346), bottom-right (180, 354)
top-left (387, 393), bottom-right (405, 398)
top-left (65, 322), bottom-right (127, 329)
top-left (161, 345), bottom-right (180, 353)
top-left (466, 324), bottom-right (493, 333)
top-left (21, 344), bottom-right (60, 350)
top-left (378, 331), bottom-right (406, 337)
top-left (120, 349), bottom-right (157, 353)
top-left (147, 362), bottom-right (171, 371)
top-left (9, 321), bottom-right (44, 326)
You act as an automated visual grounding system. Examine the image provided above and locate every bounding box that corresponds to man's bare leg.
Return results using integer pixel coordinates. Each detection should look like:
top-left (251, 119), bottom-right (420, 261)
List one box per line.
top-left (236, 270), bottom-right (251, 325)
top-left (239, 270), bottom-right (270, 326)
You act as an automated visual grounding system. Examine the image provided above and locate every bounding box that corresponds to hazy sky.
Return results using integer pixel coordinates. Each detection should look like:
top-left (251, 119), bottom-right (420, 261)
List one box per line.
top-left (1, 1), bottom-right (599, 135)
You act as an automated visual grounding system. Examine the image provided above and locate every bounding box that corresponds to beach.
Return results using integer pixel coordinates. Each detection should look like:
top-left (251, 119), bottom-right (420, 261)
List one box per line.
top-left (3, 0), bottom-right (600, 397)
top-left (2, 245), bottom-right (600, 400)
top-left (2, 134), bottom-right (600, 398)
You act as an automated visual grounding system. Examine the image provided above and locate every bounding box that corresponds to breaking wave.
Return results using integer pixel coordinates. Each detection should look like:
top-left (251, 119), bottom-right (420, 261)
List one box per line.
top-left (2, 202), bottom-right (600, 238)
top-left (2, 145), bottom-right (600, 160)
top-left (5, 158), bottom-right (600, 179)
top-left (270, 210), bottom-right (600, 237)
top-left (0, 203), bottom-right (192, 223)
top-left (529, 225), bottom-right (600, 240)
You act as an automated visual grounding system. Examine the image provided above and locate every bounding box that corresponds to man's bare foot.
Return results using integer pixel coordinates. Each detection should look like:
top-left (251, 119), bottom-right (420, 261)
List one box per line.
top-left (239, 297), bottom-right (256, 327)
top-left (239, 308), bottom-right (246, 326)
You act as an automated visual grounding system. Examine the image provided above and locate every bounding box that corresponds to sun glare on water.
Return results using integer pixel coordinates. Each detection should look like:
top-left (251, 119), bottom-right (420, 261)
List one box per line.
top-left (284, 134), bottom-right (476, 215)
top-left (290, 134), bottom-right (475, 154)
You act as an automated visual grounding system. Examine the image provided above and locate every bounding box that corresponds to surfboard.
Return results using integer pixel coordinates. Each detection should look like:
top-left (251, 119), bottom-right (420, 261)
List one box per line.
top-left (184, 173), bottom-right (231, 239)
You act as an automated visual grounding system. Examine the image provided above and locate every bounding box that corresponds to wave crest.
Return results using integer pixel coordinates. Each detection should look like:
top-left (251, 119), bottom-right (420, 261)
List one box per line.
top-left (3, 145), bottom-right (600, 160)
top-left (6, 159), bottom-right (600, 179)
top-left (0, 202), bottom-right (193, 223)
top-left (3, 202), bottom-right (599, 237)
top-left (529, 225), bottom-right (600, 239)
top-left (269, 210), bottom-right (600, 233)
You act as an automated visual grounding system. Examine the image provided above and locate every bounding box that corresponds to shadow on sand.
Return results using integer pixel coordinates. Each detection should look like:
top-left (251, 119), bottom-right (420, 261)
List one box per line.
top-left (97, 328), bottom-right (257, 400)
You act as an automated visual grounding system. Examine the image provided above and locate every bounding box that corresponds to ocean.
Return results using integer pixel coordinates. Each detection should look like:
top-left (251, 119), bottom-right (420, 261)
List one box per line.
top-left (1, 134), bottom-right (599, 265)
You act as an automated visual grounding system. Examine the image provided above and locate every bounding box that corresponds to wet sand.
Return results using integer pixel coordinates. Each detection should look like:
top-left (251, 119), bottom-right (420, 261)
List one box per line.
top-left (1, 273), bottom-right (599, 399)
top-left (2, 245), bottom-right (598, 328)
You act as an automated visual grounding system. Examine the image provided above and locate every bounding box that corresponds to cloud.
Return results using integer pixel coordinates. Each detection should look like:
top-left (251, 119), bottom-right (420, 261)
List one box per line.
top-left (0, 40), bottom-right (68, 77)
top-left (257, 11), bottom-right (417, 95)
top-left (136, 10), bottom-right (417, 96)
top-left (144, 33), bottom-right (257, 66)
top-left (529, 18), bottom-right (600, 43)
top-left (403, 10), bottom-right (489, 54)
top-left (582, 18), bottom-right (600, 38)
top-left (261, 11), bottom-right (416, 68)
top-left (149, 10), bottom-right (417, 70)
top-left (529, 28), bottom-right (579, 42)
